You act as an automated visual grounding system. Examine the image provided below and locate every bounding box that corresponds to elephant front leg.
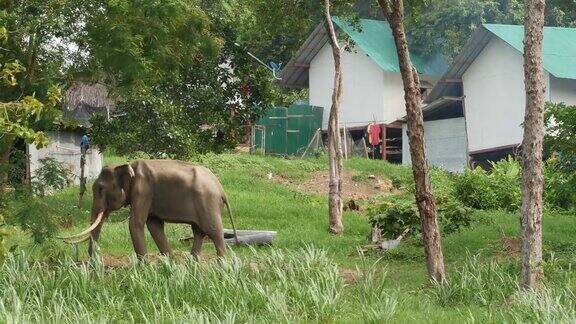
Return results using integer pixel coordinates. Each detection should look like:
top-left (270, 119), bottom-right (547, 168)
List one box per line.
top-left (147, 216), bottom-right (171, 256)
top-left (129, 210), bottom-right (149, 260)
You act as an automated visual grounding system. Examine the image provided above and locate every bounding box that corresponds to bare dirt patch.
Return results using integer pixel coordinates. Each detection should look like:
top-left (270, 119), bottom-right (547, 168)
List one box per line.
top-left (272, 170), bottom-right (394, 200)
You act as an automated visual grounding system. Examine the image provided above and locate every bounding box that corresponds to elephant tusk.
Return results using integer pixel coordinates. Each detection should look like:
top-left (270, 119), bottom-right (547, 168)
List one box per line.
top-left (57, 212), bottom-right (104, 242)
top-left (60, 234), bottom-right (91, 244)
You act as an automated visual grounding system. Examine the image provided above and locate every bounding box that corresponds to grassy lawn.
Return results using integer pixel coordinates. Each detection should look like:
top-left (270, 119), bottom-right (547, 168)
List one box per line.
top-left (2, 153), bottom-right (576, 322)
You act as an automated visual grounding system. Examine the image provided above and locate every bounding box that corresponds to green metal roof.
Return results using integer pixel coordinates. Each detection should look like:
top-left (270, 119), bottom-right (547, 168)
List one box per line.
top-left (484, 24), bottom-right (576, 79)
top-left (332, 17), bottom-right (447, 76)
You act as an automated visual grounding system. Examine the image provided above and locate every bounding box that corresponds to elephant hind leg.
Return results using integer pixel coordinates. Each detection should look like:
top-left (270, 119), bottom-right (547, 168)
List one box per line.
top-left (191, 223), bottom-right (206, 260)
top-left (147, 216), bottom-right (171, 256)
top-left (206, 226), bottom-right (226, 257)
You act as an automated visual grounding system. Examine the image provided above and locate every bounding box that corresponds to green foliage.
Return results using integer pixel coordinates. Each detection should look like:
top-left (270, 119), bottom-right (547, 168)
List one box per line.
top-left (544, 158), bottom-right (576, 210)
top-left (89, 90), bottom-right (199, 159)
top-left (31, 157), bottom-right (72, 197)
top-left (368, 195), bottom-right (420, 238)
top-left (5, 188), bottom-right (82, 244)
top-left (0, 23), bottom-right (61, 194)
top-left (454, 156), bottom-right (521, 212)
top-left (6, 197), bottom-right (59, 243)
top-left (81, 0), bottom-right (219, 87)
top-left (544, 102), bottom-right (576, 172)
top-left (407, 0), bottom-right (576, 60)
top-left (437, 198), bottom-right (475, 234)
top-left (368, 193), bottom-right (475, 238)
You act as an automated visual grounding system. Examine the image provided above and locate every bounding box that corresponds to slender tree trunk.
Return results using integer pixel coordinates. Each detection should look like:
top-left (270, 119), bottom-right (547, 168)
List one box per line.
top-left (378, 0), bottom-right (446, 283)
top-left (324, 0), bottom-right (344, 234)
top-left (520, 0), bottom-right (546, 290)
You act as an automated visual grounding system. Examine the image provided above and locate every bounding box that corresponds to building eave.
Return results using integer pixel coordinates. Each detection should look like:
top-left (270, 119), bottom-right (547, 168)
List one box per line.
top-left (278, 23), bottom-right (331, 88)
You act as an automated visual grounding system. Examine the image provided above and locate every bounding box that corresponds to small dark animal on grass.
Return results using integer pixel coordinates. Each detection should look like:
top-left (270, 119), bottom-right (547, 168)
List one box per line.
top-left (59, 159), bottom-right (238, 260)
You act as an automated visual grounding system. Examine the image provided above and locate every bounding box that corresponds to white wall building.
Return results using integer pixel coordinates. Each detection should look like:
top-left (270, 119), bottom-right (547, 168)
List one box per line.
top-left (28, 131), bottom-right (102, 185)
top-left (404, 24), bottom-right (576, 171)
top-left (280, 17), bottom-right (446, 130)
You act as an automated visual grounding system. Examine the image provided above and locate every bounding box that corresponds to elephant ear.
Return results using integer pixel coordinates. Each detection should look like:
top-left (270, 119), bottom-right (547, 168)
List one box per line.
top-left (114, 163), bottom-right (135, 200)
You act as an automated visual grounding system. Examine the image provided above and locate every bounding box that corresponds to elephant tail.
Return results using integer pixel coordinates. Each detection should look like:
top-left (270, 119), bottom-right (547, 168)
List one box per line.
top-left (222, 195), bottom-right (239, 245)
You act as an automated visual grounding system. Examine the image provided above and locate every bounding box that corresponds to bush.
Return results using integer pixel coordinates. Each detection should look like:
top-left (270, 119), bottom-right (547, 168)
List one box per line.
top-left (489, 156), bottom-right (522, 211)
top-left (544, 158), bottom-right (576, 210)
top-left (454, 167), bottom-right (497, 210)
top-left (544, 102), bottom-right (576, 172)
top-left (5, 193), bottom-right (81, 244)
top-left (437, 198), bottom-right (475, 234)
top-left (454, 156), bottom-right (521, 212)
top-left (368, 194), bottom-right (475, 238)
top-left (368, 195), bottom-right (420, 238)
top-left (32, 157), bottom-right (72, 197)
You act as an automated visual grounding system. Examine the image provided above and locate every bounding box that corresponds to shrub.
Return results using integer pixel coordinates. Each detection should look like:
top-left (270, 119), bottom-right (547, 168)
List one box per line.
top-left (454, 156), bottom-right (521, 212)
top-left (368, 194), bottom-right (475, 238)
top-left (489, 156), bottom-right (522, 211)
top-left (454, 167), bottom-right (497, 210)
top-left (32, 157), bottom-right (72, 197)
top-left (368, 195), bottom-right (420, 238)
top-left (437, 198), bottom-right (475, 234)
top-left (5, 193), bottom-right (81, 244)
top-left (544, 102), bottom-right (576, 172)
top-left (544, 158), bottom-right (576, 210)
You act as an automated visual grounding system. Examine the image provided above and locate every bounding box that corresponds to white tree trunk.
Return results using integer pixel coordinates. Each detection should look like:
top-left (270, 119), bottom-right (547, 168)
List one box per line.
top-left (324, 0), bottom-right (344, 234)
top-left (520, 0), bottom-right (546, 290)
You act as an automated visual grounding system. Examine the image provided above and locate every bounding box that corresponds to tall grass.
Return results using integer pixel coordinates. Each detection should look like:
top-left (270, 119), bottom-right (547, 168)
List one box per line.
top-left (429, 254), bottom-right (518, 307)
top-left (0, 247), bottom-right (362, 323)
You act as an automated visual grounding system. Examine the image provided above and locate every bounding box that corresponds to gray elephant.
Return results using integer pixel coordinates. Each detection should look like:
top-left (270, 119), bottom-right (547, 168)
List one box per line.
top-left (59, 160), bottom-right (238, 259)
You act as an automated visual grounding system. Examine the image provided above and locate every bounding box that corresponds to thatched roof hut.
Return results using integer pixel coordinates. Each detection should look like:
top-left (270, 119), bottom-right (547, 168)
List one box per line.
top-left (62, 82), bottom-right (115, 127)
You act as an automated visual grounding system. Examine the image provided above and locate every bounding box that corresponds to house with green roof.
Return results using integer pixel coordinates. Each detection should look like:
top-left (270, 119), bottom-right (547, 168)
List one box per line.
top-left (279, 17), bottom-right (446, 161)
top-left (402, 23), bottom-right (576, 171)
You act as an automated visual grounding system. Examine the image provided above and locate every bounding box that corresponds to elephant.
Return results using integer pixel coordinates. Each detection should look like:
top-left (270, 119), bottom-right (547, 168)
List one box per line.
top-left (59, 159), bottom-right (238, 259)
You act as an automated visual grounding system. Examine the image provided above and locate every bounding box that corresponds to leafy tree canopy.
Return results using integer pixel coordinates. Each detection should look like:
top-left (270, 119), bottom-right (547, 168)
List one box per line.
top-left (406, 0), bottom-right (576, 60)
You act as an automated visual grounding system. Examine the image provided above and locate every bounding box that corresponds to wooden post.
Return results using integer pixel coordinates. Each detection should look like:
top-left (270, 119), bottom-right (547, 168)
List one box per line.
top-left (342, 125), bottom-right (349, 160)
top-left (381, 124), bottom-right (387, 161)
top-left (78, 150), bottom-right (86, 209)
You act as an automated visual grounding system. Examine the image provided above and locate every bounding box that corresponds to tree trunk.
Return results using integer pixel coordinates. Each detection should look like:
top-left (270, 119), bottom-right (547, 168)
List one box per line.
top-left (324, 0), bottom-right (344, 234)
top-left (378, 0), bottom-right (446, 283)
top-left (520, 0), bottom-right (546, 290)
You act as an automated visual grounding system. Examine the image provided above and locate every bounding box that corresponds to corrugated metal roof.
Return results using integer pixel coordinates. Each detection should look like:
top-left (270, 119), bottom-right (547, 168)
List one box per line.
top-left (279, 17), bottom-right (448, 88)
top-left (332, 17), bottom-right (447, 76)
top-left (426, 23), bottom-right (576, 103)
top-left (278, 24), bottom-right (328, 88)
top-left (484, 24), bottom-right (576, 80)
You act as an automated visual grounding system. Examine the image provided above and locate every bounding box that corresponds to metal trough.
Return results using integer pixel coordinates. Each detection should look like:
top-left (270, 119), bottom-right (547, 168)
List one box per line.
top-left (223, 229), bottom-right (277, 246)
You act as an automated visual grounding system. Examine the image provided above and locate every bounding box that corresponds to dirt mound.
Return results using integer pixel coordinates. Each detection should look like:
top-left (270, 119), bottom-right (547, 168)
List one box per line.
top-left (274, 170), bottom-right (393, 200)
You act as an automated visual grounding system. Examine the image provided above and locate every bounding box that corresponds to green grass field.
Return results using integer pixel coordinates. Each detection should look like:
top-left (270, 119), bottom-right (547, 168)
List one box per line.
top-left (2, 153), bottom-right (576, 323)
